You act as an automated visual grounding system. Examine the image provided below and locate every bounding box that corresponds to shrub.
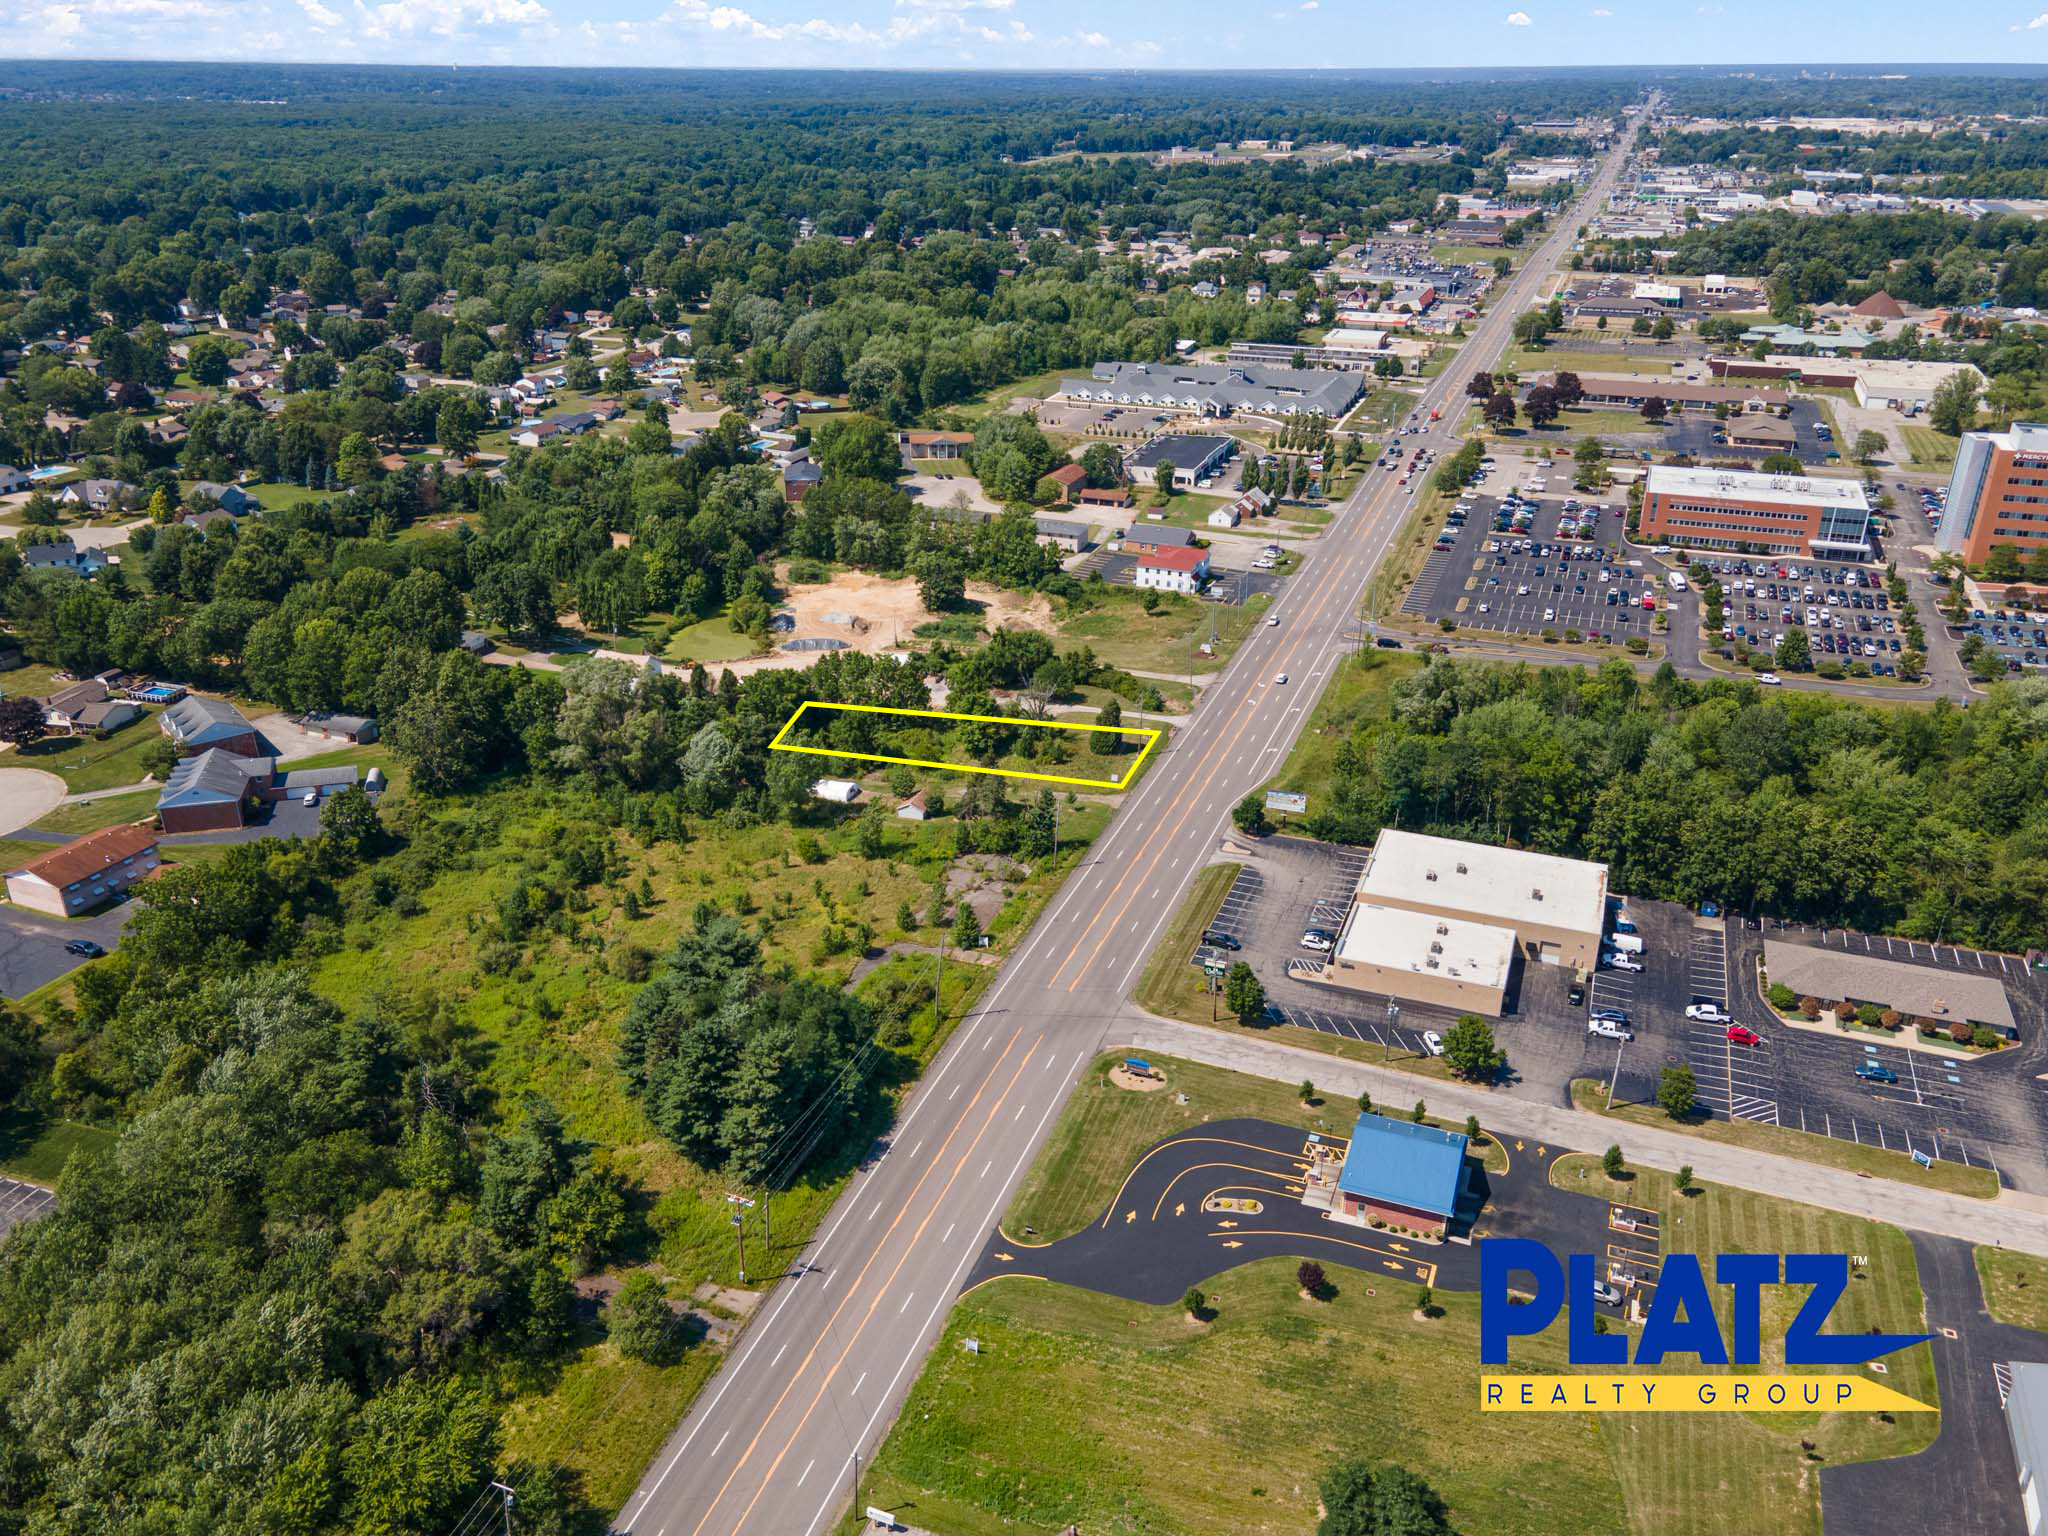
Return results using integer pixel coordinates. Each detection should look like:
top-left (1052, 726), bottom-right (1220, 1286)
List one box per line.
top-left (1601, 1144), bottom-right (1625, 1179)
top-left (1540, 627), bottom-right (1558, 643)
top-left (1972, 1026), bottom-right (2003, 1050)
top-left (1298, 1260), bottom-right (1326, 1297)
top-left (1949, 1020), bottom-right (1973, 1044)
top-left (1182, 1286), bottom-right (1207, 1318)
top-left (1767, 981), bottom-right (1797, 1011)
top-left (1856, 1003), bottom-right (1883, 1029)
top-left (1411, 1100), bottom-right (1427, 1123)
top-left (1879, 1008), bottom-right (1902, 1031)
top-left (1564, 628), bottom-right (1582, 644)
top-left (1799, 996), bottom-right (1822, 1021)
top-left (1625, 635), bottom-right (1648, 655)
top-left (1833, 999), bottom-right (1856, 1024)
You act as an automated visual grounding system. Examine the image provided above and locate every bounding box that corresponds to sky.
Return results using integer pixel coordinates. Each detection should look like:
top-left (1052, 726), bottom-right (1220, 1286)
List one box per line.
top-left (4, 0), bottom-right (2048, 71)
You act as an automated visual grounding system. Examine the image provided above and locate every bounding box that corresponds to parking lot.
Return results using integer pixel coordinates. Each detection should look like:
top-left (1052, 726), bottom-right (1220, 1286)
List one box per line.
top-left (1657, 400), bottom-right (1837, 467)
top-left (1078, 548), bottom-right (1289, 608)
top-left (0, 1177), bottom-right (55, 1240)
top-left (1189, 836), bottom-right (2048, 1189)
top-left (1410, 492), bottom-right (1651, 641)
top-left (1956, 613), bottom-right (2048, 674)
top-left (1699, 554), bottom-right (1908, 674)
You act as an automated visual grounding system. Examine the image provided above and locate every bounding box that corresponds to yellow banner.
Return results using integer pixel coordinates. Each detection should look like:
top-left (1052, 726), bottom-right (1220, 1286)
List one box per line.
top-left (1481, 1375), bottom-right (1935, 1413)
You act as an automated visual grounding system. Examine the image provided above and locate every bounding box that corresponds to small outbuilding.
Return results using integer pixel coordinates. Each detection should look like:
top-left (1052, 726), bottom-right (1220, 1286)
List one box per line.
top-left (1333, 1113), bottom-right (1471, 1235)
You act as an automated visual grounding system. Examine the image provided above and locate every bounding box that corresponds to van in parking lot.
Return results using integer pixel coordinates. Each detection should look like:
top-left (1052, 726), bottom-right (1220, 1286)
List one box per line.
top-left (1607, 932), bottom-right (1644, 955)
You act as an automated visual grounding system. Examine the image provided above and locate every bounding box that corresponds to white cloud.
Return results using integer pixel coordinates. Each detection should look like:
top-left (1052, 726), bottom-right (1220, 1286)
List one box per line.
top-left (297, 0), bottom-right (341, 26)
top-left (1504, 8), bottom-right (1532, 20)
top-left (1300, 1), bottom-right (1319, 8)
top-left (361, 0), bottom-right (550, 40)
top-left (2016, 10), bottom-right (2048, 25)
top-left (1590, 5), bottom-right (1611, 13)
top-left (895, 0), bottom-right (1015, 9)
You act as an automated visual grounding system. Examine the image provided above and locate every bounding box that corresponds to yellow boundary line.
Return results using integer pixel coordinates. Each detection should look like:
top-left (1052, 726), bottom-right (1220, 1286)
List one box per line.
top-left (767, 699), bottom-right (1164, 789)
top-left (1149, 1161), bottom-right (1304, 1222)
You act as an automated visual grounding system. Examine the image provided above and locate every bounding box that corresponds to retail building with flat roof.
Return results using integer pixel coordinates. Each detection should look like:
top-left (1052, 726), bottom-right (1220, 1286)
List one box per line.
top-left (1639, 465), bottom-right (1872, 558)
top-left (1353, 829), bottom-right (1608, 970)
top-left (1324, 903), bottom-right (1516, 1014)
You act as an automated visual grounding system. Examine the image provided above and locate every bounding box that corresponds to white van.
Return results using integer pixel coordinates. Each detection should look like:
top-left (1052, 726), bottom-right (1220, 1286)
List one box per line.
top-left (1607, 931), bottom-right (1644, 955)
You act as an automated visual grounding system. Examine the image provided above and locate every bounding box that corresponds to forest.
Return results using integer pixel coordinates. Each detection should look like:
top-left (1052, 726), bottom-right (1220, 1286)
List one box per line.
top-left (1306, 656), bottom-right (2048, 953)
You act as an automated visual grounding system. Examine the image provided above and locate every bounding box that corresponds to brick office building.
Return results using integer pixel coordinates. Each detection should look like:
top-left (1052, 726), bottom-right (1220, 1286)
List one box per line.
top-left (1638, 466), bottom-right (1873, 559)
top-left (1938, 422), bottom-right (2048, 568)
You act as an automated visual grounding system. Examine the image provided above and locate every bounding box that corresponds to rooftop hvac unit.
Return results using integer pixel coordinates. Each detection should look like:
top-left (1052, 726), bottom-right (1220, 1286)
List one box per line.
top-left (1532, 887), bottom-right (1544, 900)
top-left (1430, 941), bottom-right (1443, 954)
top-left (1436, 923), bottom-right (1449, 935)
top-left (1426, 955), bottom-right (1439, 968)
top-left (1425, 869), bottom-right (1438, 881)
top-left (1456, 862), bottom-right (1468, 874)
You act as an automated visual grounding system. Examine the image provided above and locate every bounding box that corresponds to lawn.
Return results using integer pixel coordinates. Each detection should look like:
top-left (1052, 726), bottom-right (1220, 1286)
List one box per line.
top-left (1567, 1080), bottom-right (1998, 1199)
top-left (0, 1108), bottom-right (116, 1185)
top-left (26, 787), bottom-right (161, 837)
top-left (1131, 862), bottom-right (1240, 1023)
top-left (960, 366), bottom-right (1076, 418)
top-left (236, 480), bottom-right (351, 514)
top-left (1503, 347), bottom-right (1686, 380)
top-left (1053, 587), bottom-right (1264, 678)
top-left (1550, 1156), bottom-right (1941, 1536)
top-left (1263, 648), bottom-right (1420, 808)
top-left (1900, 425), bottom-right (1958, 469)
top-left (1432, 243), bottom-right (1513, 268)
top-left (1974, 1248), bottom-right (2048, 1332)
top-left (10, 718), bottom-right (167, 794)
top-left (843, 1257), bottom-right (1622, 1536)
top-left (659, 614), bottom-right (765, 665)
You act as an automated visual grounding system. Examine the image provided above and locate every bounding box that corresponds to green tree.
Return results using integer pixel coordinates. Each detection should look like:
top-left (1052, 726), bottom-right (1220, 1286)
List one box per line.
top-left (1602, 1143), bottom-right (1626, 1179)
top-left (341, 1376), bottom-right (499, 1536)
top-left (1222, 961), bottom-right (1265, 1025)
top-left (1316, 1458), bottom-right (1454, 1536)
top-left (1657, 1064), bottom-right (1698, 1119)
top-left (606, 1272), bottom-right (679, 1364)
top-left (913, 549), bottom-right (966, 611)
top-left (1482, 391), bottom-right (1517, 430)
top-left (1775, 626), bottom-right (1811, 671)
top-left (812, 412), bottom-right (900, 480)
top-left (1853, 429), bottom-right (1888, 465)
top-left (952, 899), bottom-right (982, 951)
top-left (1928, 371), bottom-right (1981, 436)
top-left (1639, 394), bottom-right (1668, 423)
top-left (1232, 793), bottom-right (1269, 835)
top-left (1440, 1014), bottom-right (1504, 1081)
top-left (1676, 1164), bottom-right (1695, 1194)
top-left (1092, 697), bottom-right (1123, 754)
top-left (0, 695), bottom-right (45, 746)
top-left (337, 431), bottom-right (377, 485)
top-left (186, 335), bottom-right (230, 386)
top-left (320, 783), bottom-right (382, 850)
top-left (436, 394), bottom-right (482, 458)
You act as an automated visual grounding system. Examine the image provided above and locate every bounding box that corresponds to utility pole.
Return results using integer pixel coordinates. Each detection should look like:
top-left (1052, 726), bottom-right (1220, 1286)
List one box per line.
top-left (1605, 1039), bottom-right (1626, 1111)
top-left (725, 1193), bottom-right (755, 1284)
top-left (491, 1481), bottom-right (515, 1536)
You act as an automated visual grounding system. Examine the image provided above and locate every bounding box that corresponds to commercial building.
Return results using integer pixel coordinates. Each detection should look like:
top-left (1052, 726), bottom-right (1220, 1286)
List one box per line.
top-left (4, 824), bottom-right (160, 917)
top-left (1764, 941), bottom-right (2018, 1040)
top-left (1122, 524), bottom-right (1200, 557)
top-left (1059, 361), bottom-right (1360, 421)
top-left (1127, 434), bottom-right (1235, 489)
top-left (1847, 359), bottom-right (1979, 413)
top-left (1331, 1113), bottom-right (1471, 1235)
top-left (1567, 375), bottom-right (1789, 414)
top-left (1937, 422), bottom-right (2048, 567)
top-left (1132, 545), bottom-right (1210, 594)
top-left (1348, 829), bottom-right (1608, 971)
top-left (156, 747), bottom-right (270, 833)
top-left (2005, 1360), bottom-right (2048, 1536)
top-left (1638, 466), bottom-right (1873, 558)
top-left (160, 693), bottom-right (261, 757)
top-left (1323, 902), bottom-right (1517, 1014)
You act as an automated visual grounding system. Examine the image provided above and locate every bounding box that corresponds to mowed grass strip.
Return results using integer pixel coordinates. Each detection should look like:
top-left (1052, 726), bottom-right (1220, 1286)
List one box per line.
top-left (1975, 1248), bottom-right (2048, 1332)
top-left (845, 1258), bottom-right (1621, 1536)
top-left (1548, 1156), bottom-right (1940, 1536)
top-left (1130, 861), bottom-right (1238, 1021)
top-left (1568, 1080), bottom-right (1998, 1199)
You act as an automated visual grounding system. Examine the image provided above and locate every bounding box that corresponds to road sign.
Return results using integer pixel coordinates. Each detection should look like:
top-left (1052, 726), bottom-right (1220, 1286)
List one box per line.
top-left (1912, 1150), bottom-right (1933, 1169)
top-left (1265, 791), bottom-right (1308, 815)
top-left (866, 1507), bottom-right (899, 1530)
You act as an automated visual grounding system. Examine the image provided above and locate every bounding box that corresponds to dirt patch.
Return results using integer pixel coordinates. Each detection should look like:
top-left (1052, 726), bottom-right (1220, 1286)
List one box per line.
top-left (1109, 1064), bottom-right (1168, 1093)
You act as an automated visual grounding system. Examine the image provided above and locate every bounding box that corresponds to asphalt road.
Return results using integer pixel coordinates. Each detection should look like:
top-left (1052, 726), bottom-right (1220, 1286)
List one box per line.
top-left (616, 107), bottom-right (1652, 1536)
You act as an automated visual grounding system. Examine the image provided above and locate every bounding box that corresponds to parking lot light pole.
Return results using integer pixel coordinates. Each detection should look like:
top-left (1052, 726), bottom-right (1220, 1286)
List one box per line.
top-left (1385, 1001), bottom-right (1400, 1063)
top-left (1605, 1038), bottom-right (1626, 1111)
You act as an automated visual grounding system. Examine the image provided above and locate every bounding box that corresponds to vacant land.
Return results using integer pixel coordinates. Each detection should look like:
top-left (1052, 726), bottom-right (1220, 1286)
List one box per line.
top-left (1975, 1247), bottom-right (2048, 1333)
top-left (9, 718), bottom-right (165, 795)
top-left (25, 788), bottom-right (161, 838)
top-left (1054, 586), bottom-right (1265, 677)
top-left (1504, 347), bottom-right (1687, 380)
top-left (1131, 862), bottom-right (1240, 1023)
top-left (1550, 1155), bottom-right (1940, 1536)
top-left (1568, 1080), bottom-right (1998, 1199)
top-left (845, 1257), bottom-right (1623, 1536)
top-left (1263, 649), bottom-right (1420, 807)
top-left (1900, 425), bottom-right (1959, 469)
top-left (0, 1109), bottom-right (116, 1185)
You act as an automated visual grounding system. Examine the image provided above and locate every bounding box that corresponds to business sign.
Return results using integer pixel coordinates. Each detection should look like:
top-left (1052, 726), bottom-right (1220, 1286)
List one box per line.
top-left (1265, 791), bottom-right (1308, 815)
top-left (1476, 1238), bottom-right (1934, 1413)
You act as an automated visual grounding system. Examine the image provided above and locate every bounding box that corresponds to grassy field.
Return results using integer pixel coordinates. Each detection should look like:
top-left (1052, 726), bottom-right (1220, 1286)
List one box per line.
top-left (843, 1257), bottom-right (1621, 1536)
top-left (1503, 348), bottom-right (1687, 380)
top-left (1054, 587), bottom-right (1266, 677)
top-left (0, 1109), bottom-right (116, 1185)
top-left (1567, 1080), bottom-right (1998, 1199)
top-left (1550, 1155), bottom-right (1940, 1536)
top-left (1131, 862), bottom-right (1240, 1022)
top-left (659, 614), bottom-right (765, 665)
top-left (1432, 243), bottom-right (1512, 268)
top-left (1974, 1248), bottom-right (2048, 1332)
top-left (1900, 425), bottom-right (1959, 469)
top-left (9, 717), bottom-right (166, 794)
top-left (25, 787), bottom-right (161, 837)
top-left (1263, 649), bottom-right (1420, 808)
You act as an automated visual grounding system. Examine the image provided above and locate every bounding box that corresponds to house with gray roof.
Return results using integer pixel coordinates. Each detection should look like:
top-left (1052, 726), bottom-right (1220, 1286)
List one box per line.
top-left (160, 693), bottom-right (261, 757)
top-left (156, 748), bottom-right (271, 832)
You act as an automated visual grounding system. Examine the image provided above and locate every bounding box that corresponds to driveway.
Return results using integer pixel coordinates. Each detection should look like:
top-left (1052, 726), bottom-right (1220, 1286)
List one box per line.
top-left (0, 901), bottom-right (136, 1000)
top-left (251, 714), bottom-right (355, 762)
top-left (0, 767), bottom-right (66, 835)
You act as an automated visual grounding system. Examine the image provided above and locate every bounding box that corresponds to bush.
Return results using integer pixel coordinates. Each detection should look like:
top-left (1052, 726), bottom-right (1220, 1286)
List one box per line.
top-left (1880, 1008), bottom-right (1902, 1030)
top-left (1972, 1026), bottom-right (2003, 1050)
top-left (1182, 1286), bottom-right (1207, 1318)
top-left (1767, 982), bottom-right (1797, 1011)
top-left (1411, 1100), bottom-right (1427, 1123)
top-left (1563, 628), bottom-right (1582, 644)
top-left (1298, 1260), bottom-right (1326, 1297)
top-left (1855, 1003), bottom-right (1883, 1029)
top-left (606, 1272), bottom-right (679, 1365)
top-left (1601, 1144), bottom-right (1625, 1179)
top-left (1949, 1019), bottom-right (1973, 1044)
top-left (1625, 635), bottom-right (1648, 655)
top-left (1799, 996), bottom-right (1822, 1021)
top-left (1833, 999), bottom-right (1857, 1023)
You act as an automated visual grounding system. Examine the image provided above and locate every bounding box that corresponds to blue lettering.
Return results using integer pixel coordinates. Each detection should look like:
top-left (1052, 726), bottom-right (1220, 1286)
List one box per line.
top-left (1569, 1253), bottom-right (1626, 1364)
top-left (1636, 1255), bottom-right (1730, 1365)
top-left (1782, 1254), bottom-right (1933, 1365)
top-left (1716, 1253), bottom-right (1778, 1365)
top-left (1480, 1238), bottom-right (1561, 1365)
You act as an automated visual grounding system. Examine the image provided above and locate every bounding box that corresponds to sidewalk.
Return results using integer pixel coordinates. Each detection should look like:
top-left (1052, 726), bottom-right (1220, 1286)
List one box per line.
top-left (1111, 1014), bottom-right (2048, 1258)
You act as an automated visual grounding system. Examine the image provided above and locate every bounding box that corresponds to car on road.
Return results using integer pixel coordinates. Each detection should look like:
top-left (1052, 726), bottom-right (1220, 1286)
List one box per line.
top-left (1601, 950), bottom-right (1643, 973)
top-left (1201, 930), bottom-right (1240, 951)
top-left (1587, 1018), bottom-right (1634, 1041)
top-left (1854, 1062), bottom-right (1899, 1084)
top-left (1266, 615), bottom-right (1280, 626)
top-left (1589, 1006), bottom-right (1631, 1025)
top-left (1273, 672), bottom-right (1288, 685)
top-left (63, 939), bottom-right (105, 958)
top-left (1725, 1024), bottom-right (1761, 1046)
top-left (1757, 672), bottom-right (1781, 685)
top-left (1421, 1030), bottom-right (1444, 1056)
top-left (1591, 1280), bottom-right (1624, 1307)
top-left (1684, 1003), bottom-right (1731, 1023)
top-left (1299, 929), bottom-right (1334, 952)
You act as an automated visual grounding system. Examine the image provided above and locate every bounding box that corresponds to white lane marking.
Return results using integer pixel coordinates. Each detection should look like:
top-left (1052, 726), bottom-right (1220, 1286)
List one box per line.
top-left (771, 1343), bottom-right (787, 1368)
top-left (943, 1222), bottom-right (955, 1243)
top-left (797, 1459), bottom-right (814, 1487)
top-left (899, 1291), bottom-right (915, 1314)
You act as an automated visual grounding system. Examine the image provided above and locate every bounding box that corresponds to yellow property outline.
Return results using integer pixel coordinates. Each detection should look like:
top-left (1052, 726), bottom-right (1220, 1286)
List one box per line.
top-left (766, 699), bottom-right (1163, 790)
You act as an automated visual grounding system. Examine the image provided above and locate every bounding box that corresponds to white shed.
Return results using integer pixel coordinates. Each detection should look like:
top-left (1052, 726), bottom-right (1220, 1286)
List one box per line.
top-left (812, 779), bottom-right (862, 804)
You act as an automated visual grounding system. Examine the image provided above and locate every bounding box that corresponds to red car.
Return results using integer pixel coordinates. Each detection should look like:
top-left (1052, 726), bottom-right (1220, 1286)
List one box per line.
top-left (1726, 1024), bottom-right (1762, 1047)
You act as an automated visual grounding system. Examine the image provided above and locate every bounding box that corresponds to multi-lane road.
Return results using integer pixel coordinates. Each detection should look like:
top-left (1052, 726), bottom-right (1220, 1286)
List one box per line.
top-left (617, 108), bottom-right (1648, 1536)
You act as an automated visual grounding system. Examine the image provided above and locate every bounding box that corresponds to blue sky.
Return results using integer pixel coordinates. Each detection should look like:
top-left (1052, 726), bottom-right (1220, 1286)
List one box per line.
top-left (4, 0), bottom-right (2048, 69)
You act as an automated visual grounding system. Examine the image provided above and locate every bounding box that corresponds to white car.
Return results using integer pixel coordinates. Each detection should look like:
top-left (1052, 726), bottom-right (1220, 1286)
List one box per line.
top-left (1685, 1003), bottom-right (1732, 1024)
top-left (1478, 602), bottom-right (1491, 614)
top-left (301, 790), bottom-right (319, 807)
top-left (1299, 929), bottom-right (1334, 952)
top-left (1421, 1030), bottom-right (1444, 1057)
top-left (1602, 950), bottom-right (1643, 973)
top-left (1274, 672), bottom-right (1289, 685)
top-left (1266, 615), bottom-right (1279, 626)
top-left (1757, 672), bottom-right (1781, 686)
top-left (1587, 1019), bottom-right (1634, 1042)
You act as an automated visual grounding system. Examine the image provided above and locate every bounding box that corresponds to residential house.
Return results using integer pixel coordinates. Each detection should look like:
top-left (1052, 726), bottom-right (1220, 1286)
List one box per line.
top-left (189, 482), bottom-right (256, 515)
top-left (903, 431), bottom-right (974, 460)
top-left (41, 681), bottom-right (140, 737)
top-left (0, 465), bottom-right (29, 495)
top-left (783, 459), bottom-right (823, 503)
top-left (181, 508), bottom-right (236, 536)
top-left (1133, 545), bottom-right (1210, 594)
top-left (1077, 485), bottom-right (1134, 509)
top-left (1121, 524), bottom-right (1200, 557)
top-left (57, 478), bottom-right (138, 515)
top-left (21, 538), bottom-right (106, 576)
top-left (1207, 504), bottom-right (1241, 528)
top-left (4, 824), bottom-right (161, 918)
top-left (1032, 517), bottom-right (1091, 553)
top-left (160, 693), bottom-right (261, 757)
top-left (148, 418), bottom-right (189, 448)
top-left (1045, 463), bottom-right (1087, 503)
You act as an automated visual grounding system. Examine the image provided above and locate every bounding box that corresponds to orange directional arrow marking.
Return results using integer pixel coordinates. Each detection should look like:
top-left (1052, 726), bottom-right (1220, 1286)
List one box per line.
top-left (1222, 1240), bottom-right (1243, 1249)
top-left (1217, 1219), bottom-right (1238, 1228)
top-left (1382, 1260), bottom-right (1404, 1272)
top-left (1174, 1202), bottom-right (1186, 1217)
top-left (1515, 1139), bottom-right (1526, 1151)
top-left (1124, 1210), bottom-right (1136, 1225)
top-left (1537, 1146), bottom-right (1547, 1157)
top-left (994, 1252), bottom-right (1014, 1263)
top-left (1389, 1242), bottom-right (1410, 1253)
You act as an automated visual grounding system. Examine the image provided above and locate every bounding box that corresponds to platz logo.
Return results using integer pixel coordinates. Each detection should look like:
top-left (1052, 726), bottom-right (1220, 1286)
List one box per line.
top-left (1480, 1237), bottom-right (1933, 1376)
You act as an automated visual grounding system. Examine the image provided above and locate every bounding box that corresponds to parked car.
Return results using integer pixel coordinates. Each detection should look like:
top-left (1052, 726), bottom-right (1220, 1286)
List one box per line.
top-left (1567, 981), bottom-right (1586, 1006)
top-left (1421, 1030), bottom-right (1444, 1057)
top-left (1587, 1019), bottom-right (1634, 1041)
top-left (1591, 1280), bottom-right (1624, 1307)
top-left (63, 939), bottom-right (105, 958)
top-left (1589, 1006), bottom-right (1631, 1025)
top-left (1854, 1062), bottom-right (1899, 1085)
top-left (1602, 951), bottom-right (1643, 973)
top-left (1299, 929), bottom-right (1334, 952)
top-left (1684, 1003), bottom-right (1731, 1023)
top-left (1726, 1024), bottom-right (1762, 1046)
top-left (1201, 930), bottom-right (1240, 952)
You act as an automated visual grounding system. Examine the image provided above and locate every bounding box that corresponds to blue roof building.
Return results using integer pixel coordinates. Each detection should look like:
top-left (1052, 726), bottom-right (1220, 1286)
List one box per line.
top-left (1334, 1113), bottom-right (1471, 1232)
